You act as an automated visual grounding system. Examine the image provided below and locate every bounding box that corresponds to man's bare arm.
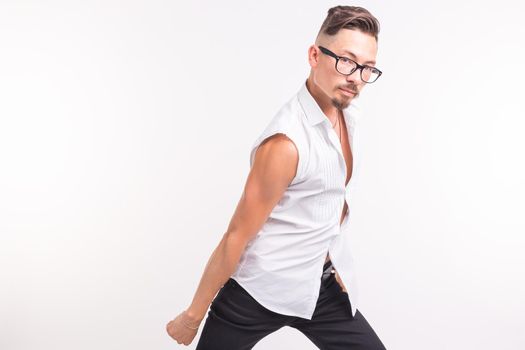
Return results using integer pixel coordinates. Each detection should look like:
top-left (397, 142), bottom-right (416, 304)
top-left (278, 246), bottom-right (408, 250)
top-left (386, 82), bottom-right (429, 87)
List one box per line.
top-left (184, 133), bottom-right (299, 324)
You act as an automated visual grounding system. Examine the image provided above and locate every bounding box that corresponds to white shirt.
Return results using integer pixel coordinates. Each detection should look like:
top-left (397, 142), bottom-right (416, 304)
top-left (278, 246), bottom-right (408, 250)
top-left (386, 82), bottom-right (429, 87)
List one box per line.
top-left (231, 80), bottom-right (364, 319)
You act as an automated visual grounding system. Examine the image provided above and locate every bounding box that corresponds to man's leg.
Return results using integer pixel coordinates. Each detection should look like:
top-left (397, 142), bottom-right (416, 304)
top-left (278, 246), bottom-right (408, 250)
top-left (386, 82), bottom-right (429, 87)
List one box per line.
top-left (289, 263), bottom-right (387, 350)
top-left (195, 278), bottom-right (293, 350)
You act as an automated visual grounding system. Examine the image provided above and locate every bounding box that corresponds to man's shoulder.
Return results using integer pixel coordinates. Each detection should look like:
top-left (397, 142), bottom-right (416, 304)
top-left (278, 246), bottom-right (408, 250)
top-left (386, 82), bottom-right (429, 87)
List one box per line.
top-left (257, 133), bottom-right (298, 157)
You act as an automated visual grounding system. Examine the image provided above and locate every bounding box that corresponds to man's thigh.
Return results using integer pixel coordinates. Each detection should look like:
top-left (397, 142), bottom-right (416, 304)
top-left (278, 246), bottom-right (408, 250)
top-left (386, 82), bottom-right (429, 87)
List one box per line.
top-left (289, 274), bottom-right (387, 350)
top-left (195, 278), bottom-right (292, 350)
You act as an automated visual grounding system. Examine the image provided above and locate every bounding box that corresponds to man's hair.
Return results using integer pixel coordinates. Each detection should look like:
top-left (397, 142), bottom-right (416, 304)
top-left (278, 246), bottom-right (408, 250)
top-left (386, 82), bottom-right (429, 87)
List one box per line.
top-left (317, 5), bottom-right (380, 41)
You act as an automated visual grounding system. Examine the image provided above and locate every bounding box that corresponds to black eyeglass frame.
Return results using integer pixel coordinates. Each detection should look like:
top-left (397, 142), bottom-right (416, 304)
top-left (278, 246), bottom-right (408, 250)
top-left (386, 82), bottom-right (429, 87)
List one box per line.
top-left (318, 45), bottom-right (382, 83)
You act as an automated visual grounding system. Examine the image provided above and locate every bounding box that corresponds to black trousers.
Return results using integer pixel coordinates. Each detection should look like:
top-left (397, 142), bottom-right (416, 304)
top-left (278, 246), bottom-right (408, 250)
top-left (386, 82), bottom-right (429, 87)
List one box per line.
top-left (195, 261), bottom-right (387, 350)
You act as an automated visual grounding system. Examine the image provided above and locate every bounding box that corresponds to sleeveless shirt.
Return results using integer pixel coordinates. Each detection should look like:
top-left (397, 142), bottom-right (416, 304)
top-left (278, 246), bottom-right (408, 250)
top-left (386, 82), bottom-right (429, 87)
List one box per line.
top-left (230, 80), bottom-right (363, 319)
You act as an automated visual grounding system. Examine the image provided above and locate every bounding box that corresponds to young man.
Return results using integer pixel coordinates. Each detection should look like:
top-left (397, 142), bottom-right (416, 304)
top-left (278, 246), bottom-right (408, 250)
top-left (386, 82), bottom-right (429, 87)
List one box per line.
top-left (167, 5), bottom-right (387, 350)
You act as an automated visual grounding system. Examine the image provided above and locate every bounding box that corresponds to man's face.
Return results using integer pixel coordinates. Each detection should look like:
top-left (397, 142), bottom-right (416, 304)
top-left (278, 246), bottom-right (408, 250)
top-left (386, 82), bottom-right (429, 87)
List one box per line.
top-left (309, 29), bottom-right (378, 110)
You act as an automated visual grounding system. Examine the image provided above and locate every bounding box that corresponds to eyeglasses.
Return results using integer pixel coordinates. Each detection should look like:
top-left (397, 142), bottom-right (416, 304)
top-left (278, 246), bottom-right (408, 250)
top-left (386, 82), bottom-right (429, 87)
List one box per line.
top-left (318, 46), bottom-right (382, 84)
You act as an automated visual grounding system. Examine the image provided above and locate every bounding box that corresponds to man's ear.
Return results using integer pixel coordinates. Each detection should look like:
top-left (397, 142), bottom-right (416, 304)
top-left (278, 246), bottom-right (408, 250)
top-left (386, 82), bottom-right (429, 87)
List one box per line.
top-left (307, 45), bottom-right (320, 68)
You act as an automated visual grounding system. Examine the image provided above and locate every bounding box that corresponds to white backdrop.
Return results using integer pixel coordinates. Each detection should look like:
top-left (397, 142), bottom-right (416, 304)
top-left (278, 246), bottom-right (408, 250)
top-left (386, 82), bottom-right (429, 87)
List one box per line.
top-left (1, 1), bottom-right (524, 349)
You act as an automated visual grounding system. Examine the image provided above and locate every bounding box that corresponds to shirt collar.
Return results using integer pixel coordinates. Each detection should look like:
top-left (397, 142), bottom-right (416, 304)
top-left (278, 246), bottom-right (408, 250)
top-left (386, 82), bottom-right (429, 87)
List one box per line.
top-left (297, 79), bottom-right (362, 128)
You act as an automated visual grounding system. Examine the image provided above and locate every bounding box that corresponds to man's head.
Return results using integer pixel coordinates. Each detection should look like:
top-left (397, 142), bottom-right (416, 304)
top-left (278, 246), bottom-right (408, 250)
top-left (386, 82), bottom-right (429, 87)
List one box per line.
top-left (307, 6), bottom-right (380, 110)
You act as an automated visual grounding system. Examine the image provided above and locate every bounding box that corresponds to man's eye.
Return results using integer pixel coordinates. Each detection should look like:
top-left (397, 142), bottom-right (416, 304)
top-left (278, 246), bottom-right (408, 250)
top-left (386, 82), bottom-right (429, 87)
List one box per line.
top-left (339, 57), bottom-right (351, 63)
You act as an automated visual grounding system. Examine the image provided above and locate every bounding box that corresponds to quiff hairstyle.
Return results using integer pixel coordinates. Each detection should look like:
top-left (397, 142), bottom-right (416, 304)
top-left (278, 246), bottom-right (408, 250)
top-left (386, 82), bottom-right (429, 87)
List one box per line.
top-left (317, 5), bottom-right (380, 42)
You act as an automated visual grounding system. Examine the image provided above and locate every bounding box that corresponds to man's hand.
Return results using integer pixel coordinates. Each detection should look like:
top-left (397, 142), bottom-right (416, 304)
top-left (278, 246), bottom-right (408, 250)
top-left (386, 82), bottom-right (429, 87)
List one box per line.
top-left (334, 270), bottom-right (347, 293)
top-left (165, 310), bottom-right (202, 346)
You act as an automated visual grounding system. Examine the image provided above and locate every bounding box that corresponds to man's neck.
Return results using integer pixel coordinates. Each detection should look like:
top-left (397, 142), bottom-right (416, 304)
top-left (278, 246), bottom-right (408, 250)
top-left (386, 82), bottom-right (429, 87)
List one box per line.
top-left (305, 78), bottom-right (340, 123)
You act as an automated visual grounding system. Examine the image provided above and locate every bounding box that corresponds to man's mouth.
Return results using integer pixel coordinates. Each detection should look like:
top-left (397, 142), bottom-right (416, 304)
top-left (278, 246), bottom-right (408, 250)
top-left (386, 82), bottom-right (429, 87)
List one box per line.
top-left (339, 87), bottom-right (356, 96)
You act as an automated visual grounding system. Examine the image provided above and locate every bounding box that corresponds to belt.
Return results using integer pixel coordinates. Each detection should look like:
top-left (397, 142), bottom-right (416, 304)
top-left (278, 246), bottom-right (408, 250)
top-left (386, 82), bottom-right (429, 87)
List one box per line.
top-left (321, 259), bottom-right (336, 282)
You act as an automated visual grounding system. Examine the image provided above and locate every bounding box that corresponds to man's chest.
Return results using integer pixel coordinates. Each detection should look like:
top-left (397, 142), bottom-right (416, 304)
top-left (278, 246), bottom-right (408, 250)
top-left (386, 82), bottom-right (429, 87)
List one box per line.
top-left (340, 117), bottom-right (353, 187)
top-left (305, 123), bottom-right (353, 192)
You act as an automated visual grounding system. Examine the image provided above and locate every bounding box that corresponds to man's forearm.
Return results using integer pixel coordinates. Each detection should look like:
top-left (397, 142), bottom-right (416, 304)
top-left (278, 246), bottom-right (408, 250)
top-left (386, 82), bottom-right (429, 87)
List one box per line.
top-left (184, 233), bottom-right (248, 323)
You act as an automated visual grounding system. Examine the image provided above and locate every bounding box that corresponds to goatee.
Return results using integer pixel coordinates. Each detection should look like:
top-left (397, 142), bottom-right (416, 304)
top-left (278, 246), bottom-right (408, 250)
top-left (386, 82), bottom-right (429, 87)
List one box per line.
top-left (332, 85), bottom-right (358, 110)
top-left (331, 97), bottom-right (350, 111)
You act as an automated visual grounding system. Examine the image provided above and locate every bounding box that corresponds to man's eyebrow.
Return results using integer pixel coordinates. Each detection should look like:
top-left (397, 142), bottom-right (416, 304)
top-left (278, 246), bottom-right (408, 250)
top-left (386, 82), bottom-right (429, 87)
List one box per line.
top-left (342, 50), bottom-right (376, 65)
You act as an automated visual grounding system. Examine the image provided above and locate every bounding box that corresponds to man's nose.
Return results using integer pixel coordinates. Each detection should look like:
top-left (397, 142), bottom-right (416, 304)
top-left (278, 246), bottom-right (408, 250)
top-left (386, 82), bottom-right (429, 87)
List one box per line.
top-left (346, 68), bottom-right (361, 84)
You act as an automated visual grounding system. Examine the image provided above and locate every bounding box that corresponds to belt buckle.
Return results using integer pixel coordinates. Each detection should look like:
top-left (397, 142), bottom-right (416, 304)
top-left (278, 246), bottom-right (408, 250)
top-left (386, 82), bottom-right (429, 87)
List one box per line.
top-left (321, 268), bottom-right (335, 282)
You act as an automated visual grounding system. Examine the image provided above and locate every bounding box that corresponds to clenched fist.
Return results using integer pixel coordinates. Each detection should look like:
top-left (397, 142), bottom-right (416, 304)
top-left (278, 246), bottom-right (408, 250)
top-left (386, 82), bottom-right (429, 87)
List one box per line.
top-left (166, 310), bottom-right (202, 346)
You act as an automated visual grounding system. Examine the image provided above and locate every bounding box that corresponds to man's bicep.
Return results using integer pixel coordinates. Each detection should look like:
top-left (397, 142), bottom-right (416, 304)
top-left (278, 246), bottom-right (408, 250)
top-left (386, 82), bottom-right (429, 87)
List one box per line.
top-left (250, 133), bottom-right (299, 201)
top-left (225, 134), bottom-right (299, 243)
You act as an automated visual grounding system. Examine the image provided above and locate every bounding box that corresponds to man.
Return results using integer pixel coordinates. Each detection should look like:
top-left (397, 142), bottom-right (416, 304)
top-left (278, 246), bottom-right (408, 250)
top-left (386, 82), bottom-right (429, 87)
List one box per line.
top-left (167, 5), bottom-right (387, 350)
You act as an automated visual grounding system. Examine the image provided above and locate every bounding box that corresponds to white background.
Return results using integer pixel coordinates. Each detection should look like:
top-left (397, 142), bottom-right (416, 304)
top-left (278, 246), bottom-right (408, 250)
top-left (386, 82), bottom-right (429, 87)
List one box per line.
top-left (1, 1), bottom-right (524, 349)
